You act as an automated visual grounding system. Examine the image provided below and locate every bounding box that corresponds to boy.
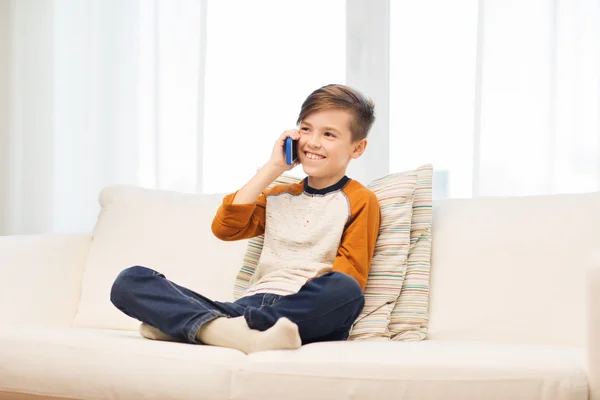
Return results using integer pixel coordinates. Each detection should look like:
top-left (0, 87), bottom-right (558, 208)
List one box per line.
top-left (110, 84), bottom-right (380, 354)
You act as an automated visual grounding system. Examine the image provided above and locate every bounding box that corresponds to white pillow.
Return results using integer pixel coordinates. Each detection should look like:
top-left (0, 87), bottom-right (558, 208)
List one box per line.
top-left (72, 185), bottom-right (247, 331)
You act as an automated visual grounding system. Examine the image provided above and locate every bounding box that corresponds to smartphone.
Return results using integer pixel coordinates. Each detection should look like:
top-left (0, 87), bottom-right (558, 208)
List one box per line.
top-left (285, 137), bottom-right (298, 165)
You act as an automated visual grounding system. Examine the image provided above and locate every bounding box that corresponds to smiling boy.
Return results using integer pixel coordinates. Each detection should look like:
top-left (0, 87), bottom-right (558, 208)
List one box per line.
top-left (110, 84), bottom-right (381, 354)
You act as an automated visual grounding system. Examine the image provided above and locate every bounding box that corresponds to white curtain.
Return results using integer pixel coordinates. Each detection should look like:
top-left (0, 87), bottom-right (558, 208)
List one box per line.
top-left (0, 0), bottom-right (345, 235)
top-left (201, 0), bottom-right (346, 193)
top-left (1, 0), bottom-right (206, 235)
top-left (476, 0), bottom-right (600, 197)
top-left (0, 0), bottom-right (10, 235)
top-left (390, 0), bottom-right (600, 199)
top-left (1, 0), bottom-right (599, 235)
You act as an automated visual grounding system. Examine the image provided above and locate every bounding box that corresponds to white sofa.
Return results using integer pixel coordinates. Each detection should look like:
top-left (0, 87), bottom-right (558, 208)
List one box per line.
top-left (1, 185), bottom-right (599, 400)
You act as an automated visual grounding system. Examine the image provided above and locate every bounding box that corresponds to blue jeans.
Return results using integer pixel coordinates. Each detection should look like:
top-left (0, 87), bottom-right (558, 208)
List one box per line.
top-left (110, 266), bottom-right (365, 345)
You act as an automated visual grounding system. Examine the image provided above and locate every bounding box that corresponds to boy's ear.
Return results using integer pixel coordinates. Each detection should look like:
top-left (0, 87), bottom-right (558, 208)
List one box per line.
top-left (350, 139), bottom-right (368, 159)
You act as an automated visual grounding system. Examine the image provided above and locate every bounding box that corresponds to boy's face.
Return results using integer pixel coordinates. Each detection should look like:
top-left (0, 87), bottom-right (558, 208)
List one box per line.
top-left (298, 109), bottom-right (367, 189)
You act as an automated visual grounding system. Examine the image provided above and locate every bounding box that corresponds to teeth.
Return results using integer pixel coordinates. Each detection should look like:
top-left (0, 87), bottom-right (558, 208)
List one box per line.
top-left (305, 152), bottom-right (325, 160)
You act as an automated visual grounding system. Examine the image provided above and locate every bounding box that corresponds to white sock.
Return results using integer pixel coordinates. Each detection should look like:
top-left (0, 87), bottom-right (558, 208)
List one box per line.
top-left (140, 323), bottom-right (179, 342)
top-left (196, 316), bottom-right (302, 354)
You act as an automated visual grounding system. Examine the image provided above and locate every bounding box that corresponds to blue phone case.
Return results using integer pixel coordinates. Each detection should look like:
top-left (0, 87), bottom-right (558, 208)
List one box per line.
top-left (285, 137), bottom-right (298, 165)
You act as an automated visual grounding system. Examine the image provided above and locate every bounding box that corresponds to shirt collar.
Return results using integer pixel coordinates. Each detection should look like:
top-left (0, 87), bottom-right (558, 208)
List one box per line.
top-left (303, 176), bottom-right (350, 195)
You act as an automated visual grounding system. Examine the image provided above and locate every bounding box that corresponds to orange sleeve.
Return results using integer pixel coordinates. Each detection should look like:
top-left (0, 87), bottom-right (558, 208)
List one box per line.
top-left (211, 191), bottom-right (267, 241)
top-left (332, 187), bottom-right (380, 291)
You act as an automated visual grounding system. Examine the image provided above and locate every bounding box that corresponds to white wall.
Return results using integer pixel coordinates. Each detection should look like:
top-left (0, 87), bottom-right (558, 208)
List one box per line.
top-left (0, 0), bottom-right (10, 235)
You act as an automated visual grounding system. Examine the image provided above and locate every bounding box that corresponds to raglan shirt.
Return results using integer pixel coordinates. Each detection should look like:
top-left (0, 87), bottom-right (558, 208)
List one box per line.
top-left (211, 176), bottom-right (380, 297)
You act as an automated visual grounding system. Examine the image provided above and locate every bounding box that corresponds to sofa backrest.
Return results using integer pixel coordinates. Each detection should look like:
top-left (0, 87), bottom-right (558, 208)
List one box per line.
top-left (427, 191), bottom-right (600, 346)
top-left (73, 184), bottom-right (599, 346)
top-left (72, 185), bottom-right (248, 331)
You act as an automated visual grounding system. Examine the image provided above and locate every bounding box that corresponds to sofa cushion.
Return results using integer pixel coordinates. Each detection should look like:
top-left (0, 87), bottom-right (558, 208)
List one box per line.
top-left (389, 164), bottom-right (433, 341)
top-left (72, 185), bottom-right (248, 331)
top-left (0, 234), bottom-right (91, 328)
top-left (0, 327), bottom-right (245, 400)
top-left (233, 340), bottom-right (587, 400)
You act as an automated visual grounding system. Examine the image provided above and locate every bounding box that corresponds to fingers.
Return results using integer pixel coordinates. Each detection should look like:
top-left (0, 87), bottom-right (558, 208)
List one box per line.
top-left (279, 129), bottom-right (300, 142)
top-left (278, 131), bottom-right (289, 142)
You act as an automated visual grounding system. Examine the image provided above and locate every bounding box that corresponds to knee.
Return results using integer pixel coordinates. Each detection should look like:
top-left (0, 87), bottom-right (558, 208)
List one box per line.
top-left (331, 273), bottom-right (365, 321)
top-left (325, 272), bottom-right (365, 303)
top-left (110, 266), bottom-right (155, 308)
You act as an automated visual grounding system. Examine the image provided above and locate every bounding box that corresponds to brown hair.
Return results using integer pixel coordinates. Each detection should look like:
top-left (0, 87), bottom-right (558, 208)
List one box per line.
top-left (296, 84), bottom-right (375, 142)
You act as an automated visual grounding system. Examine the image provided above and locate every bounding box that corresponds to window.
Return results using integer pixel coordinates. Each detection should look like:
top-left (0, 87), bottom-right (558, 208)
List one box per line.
top-left (139, 0), bottom-right (205, 192)
top-left (390, 0), bottom-right (600, 198)
top-left (202, 0), bottom-right (346, 194)
top-left (389, 0), bottom-right (479, 199)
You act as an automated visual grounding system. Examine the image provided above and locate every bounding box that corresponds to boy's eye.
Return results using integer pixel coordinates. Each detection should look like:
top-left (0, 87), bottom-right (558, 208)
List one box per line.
top-left (301, 127), bottom-right (310, 131)
top-left (325, 132), bottom-right (336, 138)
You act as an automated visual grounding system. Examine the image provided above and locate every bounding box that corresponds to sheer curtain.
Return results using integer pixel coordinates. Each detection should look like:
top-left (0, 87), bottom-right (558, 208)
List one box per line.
top-left (390, 0), bottom-right (600, 199)
top-left (477, 0), bottom-right (600, 197)
top-left (0, 0), bottom-right (10, 235)
top-left (2, 0), bottom-right (599, 235)
top-left (1, 0), bottom-right (206, 234)
top-left (202, 0), bottom-right (345, 194)
top-left (0, 0), bottom-right (346, 235)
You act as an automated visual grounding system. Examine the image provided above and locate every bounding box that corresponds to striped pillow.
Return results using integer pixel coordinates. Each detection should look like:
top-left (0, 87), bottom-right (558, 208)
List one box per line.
top-left (388, 164), bottom-right (433, 341)
top-left (233, 174), bottom-right (302, 300)
top-left (348, 170), bottom-right (417, 340)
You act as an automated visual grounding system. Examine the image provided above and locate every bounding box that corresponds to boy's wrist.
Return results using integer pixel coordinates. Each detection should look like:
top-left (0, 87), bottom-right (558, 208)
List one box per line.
top-left (262, 161), bottom-right (286, 178)
top-left (231, 162), bottom-right (284, 205)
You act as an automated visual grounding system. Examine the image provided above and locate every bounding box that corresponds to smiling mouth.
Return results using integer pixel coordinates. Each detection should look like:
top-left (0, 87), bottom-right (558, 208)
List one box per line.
top-left (304, 151), bottom-right (326, 160)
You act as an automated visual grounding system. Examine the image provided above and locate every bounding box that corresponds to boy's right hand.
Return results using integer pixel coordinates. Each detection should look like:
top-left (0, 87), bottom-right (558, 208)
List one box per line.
top-left (267, 130), bottom-right (301, 172)
top-left (232, 130), bottom-right (301, 205)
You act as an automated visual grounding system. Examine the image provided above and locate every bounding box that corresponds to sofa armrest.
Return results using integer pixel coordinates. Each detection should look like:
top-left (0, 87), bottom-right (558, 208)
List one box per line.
top-left (587, 256), bottom-right (600, 400)
top-left (0, 234), bottom-right (91, 327)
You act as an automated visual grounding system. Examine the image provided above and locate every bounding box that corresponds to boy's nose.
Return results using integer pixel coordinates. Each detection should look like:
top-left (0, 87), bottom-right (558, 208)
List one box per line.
top-left (308, 138), bottom-right (321, 148)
